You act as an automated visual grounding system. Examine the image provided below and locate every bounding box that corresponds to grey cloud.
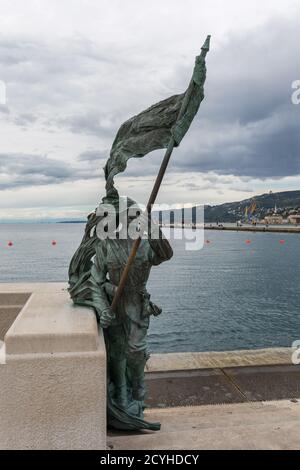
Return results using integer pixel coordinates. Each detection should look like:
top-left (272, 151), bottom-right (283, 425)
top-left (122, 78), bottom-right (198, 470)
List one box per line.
top-left (0, 152), bottom-right (101, 190)
top-left (52, 113), bottom-right (115, 137)
top-left (180, 182), bottom-right (215, 192)
top-left (0, 12), bottom-right (300, 192)
top-left (172, 108), bottom-right (300, 179)
top-left (0, 36), bottom-right (114, 71)
top-left (0, 34), bottom-right (143, 132)
top-left (164, 16), bottom-right (300, 180)
top-left (13, 113), bottom-right (38, 126)
top-left (0, 104), bottom-right (9, 114)
top-left (95, 15), bottom-right (300, 183)
top-left (229, 187), bottom-right (254, 193)
top-left (77, 150), bottom-right (108, 162)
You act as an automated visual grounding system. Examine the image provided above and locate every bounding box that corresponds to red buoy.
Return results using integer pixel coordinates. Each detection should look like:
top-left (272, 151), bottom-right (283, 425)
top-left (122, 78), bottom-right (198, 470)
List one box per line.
top-left (245, 239), bottom-right (252, 245)
top-left (51, 240), bottom-right (57, 246)
top-left (7, 241), bottom-right (13, 247)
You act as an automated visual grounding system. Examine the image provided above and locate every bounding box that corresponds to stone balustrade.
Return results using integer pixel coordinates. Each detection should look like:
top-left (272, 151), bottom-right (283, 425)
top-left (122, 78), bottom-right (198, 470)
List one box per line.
top-left (0, 283), bottom-right (106, 450)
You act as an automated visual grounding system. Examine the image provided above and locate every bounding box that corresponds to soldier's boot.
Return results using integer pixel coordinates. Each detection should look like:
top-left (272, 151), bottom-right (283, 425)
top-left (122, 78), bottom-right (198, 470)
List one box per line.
top-left (110, 357), bottom-right (128, 409)
top-left (127, 352), bottom-right (147, 402)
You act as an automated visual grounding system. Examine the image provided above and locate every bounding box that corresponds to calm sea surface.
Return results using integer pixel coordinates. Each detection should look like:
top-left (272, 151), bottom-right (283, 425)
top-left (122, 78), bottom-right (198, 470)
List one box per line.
top-left (0, 223), bottom-right (299, 353)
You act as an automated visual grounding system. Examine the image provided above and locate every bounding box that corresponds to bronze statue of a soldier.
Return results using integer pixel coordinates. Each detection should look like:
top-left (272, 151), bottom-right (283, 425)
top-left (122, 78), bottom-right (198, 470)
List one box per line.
top-left (69, 36), bottom-right (210, 431)
top-left (91, 196), bottom-right (172, 429)
top-left (69, 195), bottom-right (173, 430)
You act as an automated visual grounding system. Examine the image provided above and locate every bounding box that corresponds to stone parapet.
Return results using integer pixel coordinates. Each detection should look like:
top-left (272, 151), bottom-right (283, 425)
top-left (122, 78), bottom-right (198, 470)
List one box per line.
top-left (0, 283), bottom-right (106, 450)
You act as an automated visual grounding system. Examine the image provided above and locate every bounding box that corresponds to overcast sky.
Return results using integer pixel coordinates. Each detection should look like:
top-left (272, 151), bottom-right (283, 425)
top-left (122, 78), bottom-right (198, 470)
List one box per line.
top-left (0, 0), bottom-right (299, 220)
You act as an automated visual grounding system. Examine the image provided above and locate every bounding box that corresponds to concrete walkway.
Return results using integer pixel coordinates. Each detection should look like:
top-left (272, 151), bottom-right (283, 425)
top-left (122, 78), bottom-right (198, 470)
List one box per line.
top-left (108, 400), bottom-right (300, 450)
top-left (109, 349), bottom-right (300, 450)
top-left (146, 365), bottom-right (300, 408)
top-left (145, 349), bottom-right (299, 408)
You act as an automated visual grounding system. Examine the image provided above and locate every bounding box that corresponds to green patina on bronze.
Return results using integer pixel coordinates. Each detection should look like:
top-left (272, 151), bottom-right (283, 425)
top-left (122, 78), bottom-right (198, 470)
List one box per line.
top-left (68, 36), bottom-right (210, 431)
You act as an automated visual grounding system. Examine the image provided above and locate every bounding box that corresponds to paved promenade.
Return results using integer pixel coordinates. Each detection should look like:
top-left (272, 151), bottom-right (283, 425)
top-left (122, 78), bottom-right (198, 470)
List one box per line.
top-left (108, 400), bottom-right (300, 450)
top-left (145, 349), bottom-right (299, 407)
top-left (109, 349), bottom-right (300, 450)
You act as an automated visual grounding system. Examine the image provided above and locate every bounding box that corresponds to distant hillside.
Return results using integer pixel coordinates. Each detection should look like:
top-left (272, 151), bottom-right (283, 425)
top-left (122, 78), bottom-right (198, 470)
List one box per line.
top-left (154, 190), bottom-right (300, 224)
top-left (204, 190), bottom-right (300, 223)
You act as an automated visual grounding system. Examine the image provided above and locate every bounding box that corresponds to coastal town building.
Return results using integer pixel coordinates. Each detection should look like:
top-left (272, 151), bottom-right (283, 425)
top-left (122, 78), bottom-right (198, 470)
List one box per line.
top-left (288, 214), bottom-right (300, 224)
top-left (263, 214), bottom-right (284, 225)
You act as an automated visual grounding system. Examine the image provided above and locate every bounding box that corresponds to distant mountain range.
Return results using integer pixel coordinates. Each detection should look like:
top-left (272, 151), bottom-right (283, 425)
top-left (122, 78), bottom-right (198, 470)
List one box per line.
top-left (155, 190), bottom-right (300, 224)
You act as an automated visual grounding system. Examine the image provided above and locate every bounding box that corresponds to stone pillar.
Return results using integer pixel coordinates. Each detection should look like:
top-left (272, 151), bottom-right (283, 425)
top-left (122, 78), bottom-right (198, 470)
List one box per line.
top-left (0, 283), bottom-right (106, 450)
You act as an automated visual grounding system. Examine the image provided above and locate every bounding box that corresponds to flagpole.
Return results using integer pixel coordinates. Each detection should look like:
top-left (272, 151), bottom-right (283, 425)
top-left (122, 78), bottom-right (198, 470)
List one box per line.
top-left (110, 36), bottom-right (210, 314)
